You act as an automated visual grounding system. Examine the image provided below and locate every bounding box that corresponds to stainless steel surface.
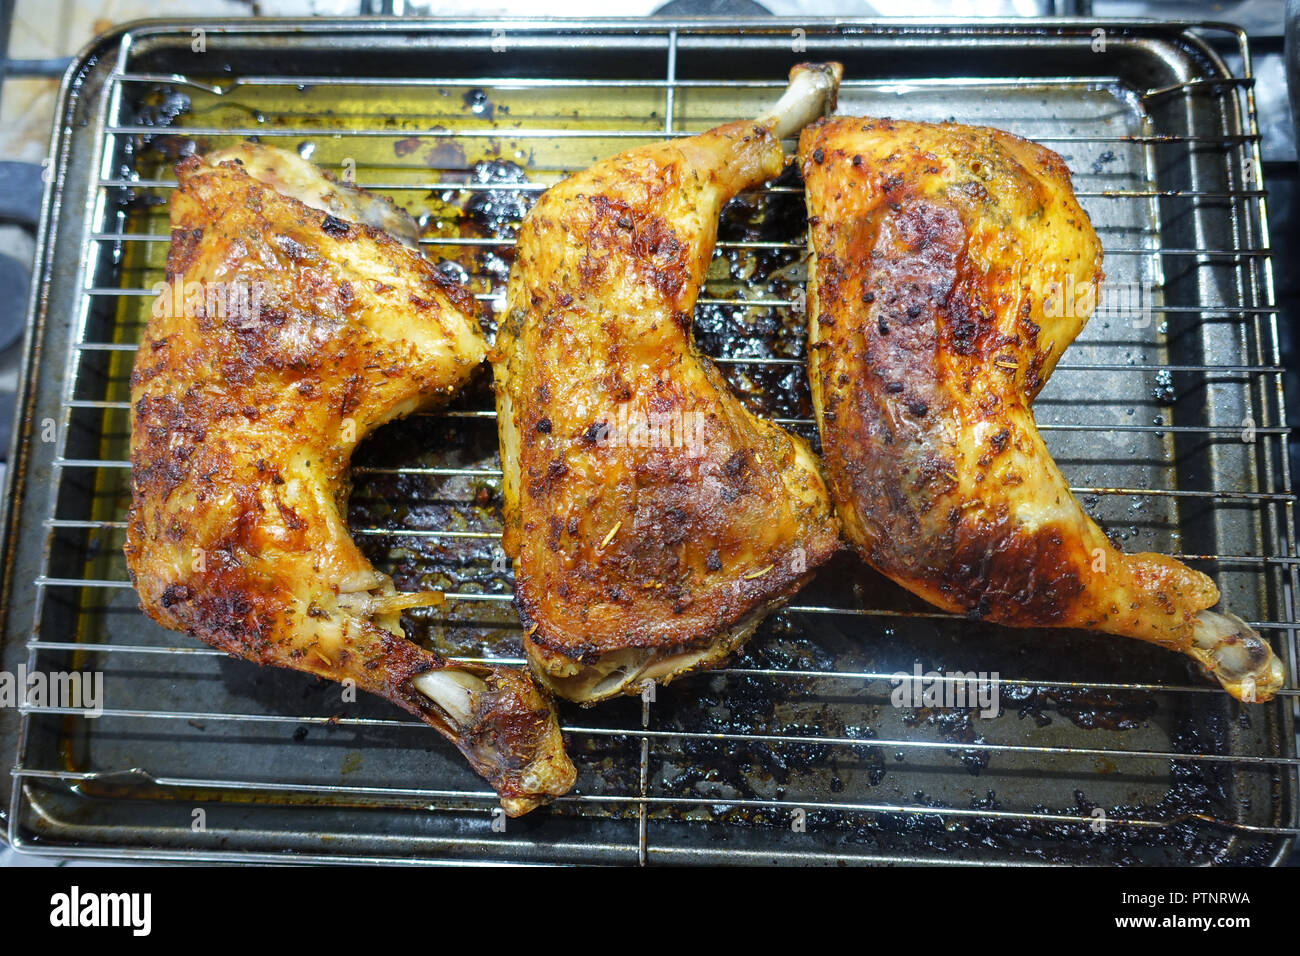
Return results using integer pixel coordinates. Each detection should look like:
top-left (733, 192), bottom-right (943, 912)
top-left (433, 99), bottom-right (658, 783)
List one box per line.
top-left (0, 18), bottom-right (1296, 865)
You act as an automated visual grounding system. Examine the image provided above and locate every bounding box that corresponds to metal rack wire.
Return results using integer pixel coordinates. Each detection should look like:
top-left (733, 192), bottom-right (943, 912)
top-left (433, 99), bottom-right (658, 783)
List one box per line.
top-left (2, 20), bottom-right (1296, 864)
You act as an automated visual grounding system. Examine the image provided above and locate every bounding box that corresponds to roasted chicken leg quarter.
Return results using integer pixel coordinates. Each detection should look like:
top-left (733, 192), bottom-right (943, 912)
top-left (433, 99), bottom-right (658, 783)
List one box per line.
top-left (798, 117), bottom-right (1283, 702)
top-left (494, 64), bottom-right (845, 703)
top-left (126, 144), bottom-right (575, 814)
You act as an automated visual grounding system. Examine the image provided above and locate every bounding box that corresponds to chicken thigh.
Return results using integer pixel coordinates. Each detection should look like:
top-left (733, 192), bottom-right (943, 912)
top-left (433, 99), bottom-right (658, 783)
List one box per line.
top-left (493, 64), bottom-right (844, 703)
top-left (798, 117), bottom-right (1283, 702)
top-left (126, 145), bottom-right (574, 814)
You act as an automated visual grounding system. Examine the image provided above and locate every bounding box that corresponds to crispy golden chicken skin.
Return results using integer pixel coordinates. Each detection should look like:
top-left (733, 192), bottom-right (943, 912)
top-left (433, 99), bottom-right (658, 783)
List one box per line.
top-left (125, 145), bottom-right (574, 814)
top-left (799, 117), bottom-right (1283, 702)
top-left (493, 65), bottom-right (844, 703)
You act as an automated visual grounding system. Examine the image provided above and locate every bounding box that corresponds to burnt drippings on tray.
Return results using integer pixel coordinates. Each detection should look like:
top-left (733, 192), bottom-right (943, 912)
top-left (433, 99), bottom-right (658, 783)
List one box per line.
top-left (1001, 683), bottom-right (1159, 732)
top-left (901, 708), bottom-right (990, 775)
top-left (636, 594), bottom-right (1251, 862)
top-left (131, 83), bottom-right (273, 162)
top-left (661, 747), bottom-right (1257, 865)
top-left (942, 706), bottom-right (1261, 865)
top-left (111, 87), bottom-right (199, 210)
top-left (135, 86), bottom-right (192, 131)
top-left (651, 615), bottom-right (888, 802)
top-left (462, 88), bottom-right (495, 120)
top-left (460, 159), bottom-right (533, 238)
top-left (696, 164), bottom-right (813, 427)
top-left (345, 373), bottom-right (521, 662)
top-left (559, 693), bottom-right (646, 813)
top-left (347, 381), bottom-right (498, 546)
top-left (423, 159), bottom-right (534, 340)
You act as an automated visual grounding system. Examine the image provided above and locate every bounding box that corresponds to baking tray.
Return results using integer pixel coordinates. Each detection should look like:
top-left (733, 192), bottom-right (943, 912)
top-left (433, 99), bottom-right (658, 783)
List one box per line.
top-left (0, 18), bottom-right (1295, 865)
